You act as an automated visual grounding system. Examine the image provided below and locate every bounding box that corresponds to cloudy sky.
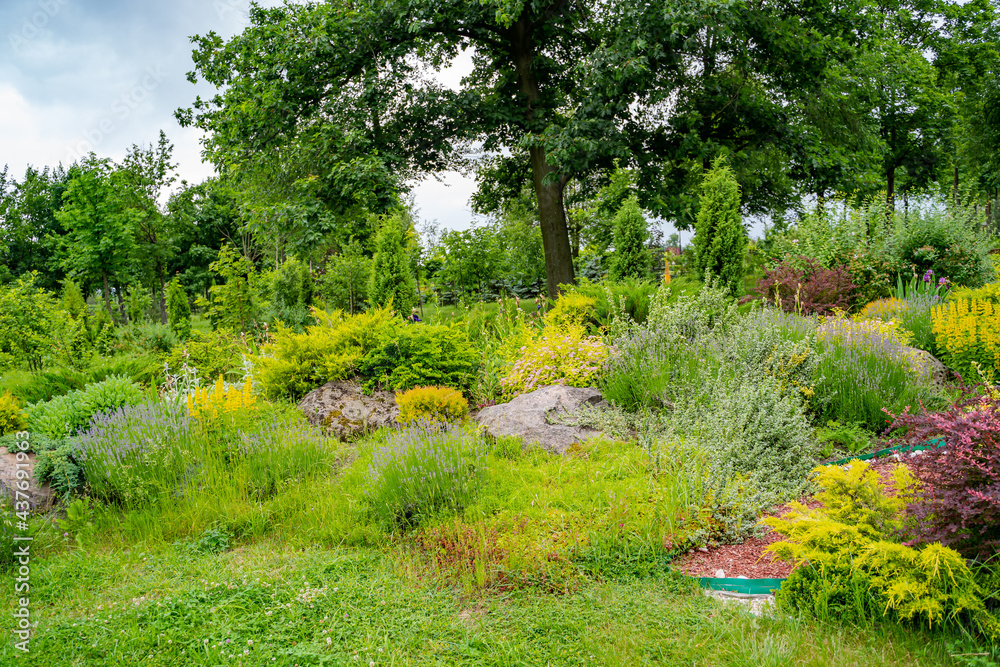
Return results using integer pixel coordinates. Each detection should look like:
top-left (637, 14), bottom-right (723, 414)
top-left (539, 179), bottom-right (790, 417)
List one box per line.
top-left (0, 0), bottom-right (480, 229)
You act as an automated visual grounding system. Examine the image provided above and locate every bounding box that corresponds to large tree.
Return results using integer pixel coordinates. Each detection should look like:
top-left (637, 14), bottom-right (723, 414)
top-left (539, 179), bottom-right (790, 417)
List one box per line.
top-left (182, 0), bottom-right (858, 297)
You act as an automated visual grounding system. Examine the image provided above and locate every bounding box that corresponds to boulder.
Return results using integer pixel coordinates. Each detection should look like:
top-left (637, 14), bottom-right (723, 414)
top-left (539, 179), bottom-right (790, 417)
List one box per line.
top-left (0, 447), bottom-right (55, 512)
top-left (910, 349), bottom-right (950, 387)
top-left (475, 385), bottom-right (607, 455)
top-left (297, 380), bottom-right (399, 441)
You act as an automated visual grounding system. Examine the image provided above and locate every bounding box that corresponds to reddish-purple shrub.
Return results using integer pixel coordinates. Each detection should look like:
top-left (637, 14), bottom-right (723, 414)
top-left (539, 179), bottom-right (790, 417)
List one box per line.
top-left (752, 256), bottom-right (856, 315)
top-left (885, 389), bottom-right (1000, 558)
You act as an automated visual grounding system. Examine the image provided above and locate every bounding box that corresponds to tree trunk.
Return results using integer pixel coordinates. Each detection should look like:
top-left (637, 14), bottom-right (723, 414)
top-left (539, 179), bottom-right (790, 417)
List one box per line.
top-left (156, 261), bottom-right (167, 324)
top-left (115, 285), bottom-right (127, 321)
top-left (886, 165), bottom-right (895, 213)
top-left (510, 16), bottom-right (575, 300)
top-left (102, 271), bottom-right (113, 318)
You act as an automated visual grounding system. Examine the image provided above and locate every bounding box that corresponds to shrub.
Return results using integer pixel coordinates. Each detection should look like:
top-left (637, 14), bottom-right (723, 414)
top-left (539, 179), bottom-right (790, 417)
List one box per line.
top-left (75, 401), bottom-right (193, 505)
top-left (364, 424), bottom-right (489, 528)
top-left (544, 292), bottom-right (598, 329)
top-left (186, 377), bottom-right (257, 422)
top-left (34, 442), bottom-right (85, 497)
top-left (813, 316), bottom-right (937, 430)
top-left (932, 299), bottom-right (1000, 379)
top-left (671, 372), bottom-right (819, 499)
top-left (24, 376), bottom-right (145, 439)
top-left (608, 196), bottom-right (650, 281)
top-left (204, 244), bottom-right (263, 333)
top-left (0, 369), bottom-right (87, 405)
top-left (318, 241), bottom-right (370, 314)
top-left (693, 156), bottom-right (746, 295)
top-left (112, 323), bottom-right (178, 355)
top-left (166, 277), bottom-right (192, 340)
top-left (0, 391), bottom-right (26, 436)
top-left (752, 256), bottom-right (856, 315)
top-left (886, 387), bottom-right (1000, 558)
top-left (165, 328), bottom-right (253, 385)
top-left (257, 307), bottom-right (400, 399)
top-left (501, 325), bottom-right (608, 398)
top-left (368, 211), bottom-right (417, 315)
top-left (359, 324), bottom-right (479, 393)
top-left (396, 386), bottom-right (469, 425)
top-left (950, 280), bottom-right (1000, 304)
top-left (264, 257), bottom-right (314, 330)
top-left (556, 279), bottom-right (656, 331)
top-left (858, 297), bottom-right (909, 322)
top-left (125, 284), bottom-right (152, 324)
top-left (766, 461), bottom-right (994, 636)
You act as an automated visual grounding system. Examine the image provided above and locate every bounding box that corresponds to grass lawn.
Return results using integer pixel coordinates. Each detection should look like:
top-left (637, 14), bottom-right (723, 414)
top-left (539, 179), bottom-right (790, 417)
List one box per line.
top-left (1, 538), bottom-right (965, 667)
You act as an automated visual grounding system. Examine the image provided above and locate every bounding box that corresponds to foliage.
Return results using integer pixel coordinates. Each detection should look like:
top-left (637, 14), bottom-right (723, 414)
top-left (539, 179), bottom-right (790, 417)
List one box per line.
top-left (557, 279), bottom-right (656, 331)
top-left (256, 307), bottom-right (400, 399)
top-left (34, 441), bottom-right (85, 497)
top-left (61, 279), bottom-right (87, 321)
top-left (185, 526), bottom-right (232, 555)
top-left (125, 285), bottom-right (152, 324)
top-left (0, 368), bottom-right (88, 404)
top-left (693, 157), bottom-right (746, 295)
top-left (752, 256), bottom-right (856, 315)
top-left (500, 325), bottom-right (608, 398)
top-left (166, 276), bottom-right (191, 340)
top-left (858, 297), bottom-right (909, 322)
top-left (112, 323), bottom-right (178, 355)
top-left (318, 241), bottom-right (370, 314)
top-left (814, 316), bottom-right (938, 430)
top-left (368, 212), bottom-right (417, 316)
top-left (203, 244), bottom-right (262, 333)
top-left (766, 461), bottom-right (995, 638)
top-left (886, 386), bottom-right (1000, 558)
top-left (0, 273), bottom-right (68, 371)
top-left (543, 292), bottom-right (598, 329)
top-left (950, 280), bottom-right (1000, 304)
top-left (395, 386), bottom-right (469, 425)
top-left (165, 328), bottom-right (252, 385)
top-left (358, 324), bottom-right (479, 393)
top-left (858, 294), bottom-right (940, 355)
top-left (186, 377), bottom-right (257, 422)
top-left (932, 299), bottom-right (1000, 379)
top-left (264, 257), bottom-right (314, 330)
top-left (816, 420), bottom-right (875, 457)
top-left (364, 424), bottom-right (489, 528)
top-left (608, 197), bottom-right (649, 281)
top-left (0, 391), bottom-right (26, 436)
top-left (24, 376), bottom-right (146, 439)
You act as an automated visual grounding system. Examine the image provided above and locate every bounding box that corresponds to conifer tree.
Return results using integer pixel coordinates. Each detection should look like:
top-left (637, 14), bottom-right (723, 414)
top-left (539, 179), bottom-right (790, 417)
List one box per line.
top-left (608, 196), bottom-right (650, 281)
top-left (368, 212), bottom-right (417, 315)
top-left (693, 156), bottom-right (747, 295)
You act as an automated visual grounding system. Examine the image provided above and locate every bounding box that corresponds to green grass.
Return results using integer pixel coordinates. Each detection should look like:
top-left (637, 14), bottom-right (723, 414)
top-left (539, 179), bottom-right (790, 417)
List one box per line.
top-left (1, 537), bottom-right (972, 666)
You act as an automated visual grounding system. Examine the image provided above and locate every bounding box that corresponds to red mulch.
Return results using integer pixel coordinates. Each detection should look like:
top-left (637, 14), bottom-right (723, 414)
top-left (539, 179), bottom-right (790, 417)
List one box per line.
top-left (674, 456), bottom-right (912, 579)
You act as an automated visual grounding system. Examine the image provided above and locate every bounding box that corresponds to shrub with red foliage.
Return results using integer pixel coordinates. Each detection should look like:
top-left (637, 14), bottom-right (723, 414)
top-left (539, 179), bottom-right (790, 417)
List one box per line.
top-left (885, 389), bottom-right (1000, 558)
top-left (752, 256), bottom-right (856, 315)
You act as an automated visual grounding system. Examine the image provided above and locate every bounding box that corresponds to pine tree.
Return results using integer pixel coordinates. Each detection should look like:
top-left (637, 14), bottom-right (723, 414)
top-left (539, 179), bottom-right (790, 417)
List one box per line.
top-left (166, 277), bottom-right (191, 340)
top-left (368, 211), bottom-right (417, 315)
top-left (608, 196), bottom-right (650, 281)
top-left (693, 156), bottom-right (747, 295)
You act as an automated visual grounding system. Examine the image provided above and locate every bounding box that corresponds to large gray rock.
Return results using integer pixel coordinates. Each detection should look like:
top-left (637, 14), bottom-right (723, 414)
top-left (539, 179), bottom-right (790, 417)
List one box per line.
top-left (475, 385), bottom-right (607, 454)
top-left (911, 348), bottom-right (951, 387)
top-left (0, 447), bottom-right (55, 513)
top-left (298, 381), bottom-right (399, 441)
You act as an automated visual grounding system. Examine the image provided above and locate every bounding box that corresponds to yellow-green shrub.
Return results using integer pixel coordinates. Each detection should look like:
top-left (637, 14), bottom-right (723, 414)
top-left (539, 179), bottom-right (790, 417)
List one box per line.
top-left (949, 281), bottom-right (1000, 304)
top-left (257, 307), bottom-right (401, 399)
top-left (857, 297), bottom-right (909, 322)
top-left (544, 293), bottom-right (597, 329)
top-left (396, 386), bottom-right (469, 424)
top-left (500, 325), bottom-right (609, 398)
top-left (0, 391), bottom-right (26, 436)
top-left (932, 299), bottom-right (1000, 379)
top-left (766, 461), bottom-right (996, 637)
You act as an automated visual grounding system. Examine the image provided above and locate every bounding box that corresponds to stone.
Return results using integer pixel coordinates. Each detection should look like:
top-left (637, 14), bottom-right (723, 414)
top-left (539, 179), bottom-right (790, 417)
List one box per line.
top-left (0, 447), bottom-right (55, 512)
top-left (715, 569), bottom-right (726, 578)
top-left (297, 380), bottom-right (399, 441)
top-left (474, 385), bottom-right (607, 455)
top-left (910, 348), bottom-right (950, 387)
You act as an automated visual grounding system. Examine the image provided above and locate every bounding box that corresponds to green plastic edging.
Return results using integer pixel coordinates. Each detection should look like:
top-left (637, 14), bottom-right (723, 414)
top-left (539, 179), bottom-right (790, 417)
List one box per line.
top-left (675, 440), bottom-right (948, 597)
top-left (695, 576), bottom-right (785, 595)
top-left (829, 437), bottom-right (946, 467)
